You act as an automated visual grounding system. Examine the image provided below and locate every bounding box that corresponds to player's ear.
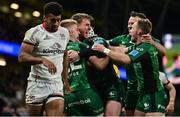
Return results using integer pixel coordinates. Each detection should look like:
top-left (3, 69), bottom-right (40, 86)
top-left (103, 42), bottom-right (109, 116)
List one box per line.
top-left (43, 15), bottom-right (47, 23)
top-left (137, 29), bottom-right (143, 36)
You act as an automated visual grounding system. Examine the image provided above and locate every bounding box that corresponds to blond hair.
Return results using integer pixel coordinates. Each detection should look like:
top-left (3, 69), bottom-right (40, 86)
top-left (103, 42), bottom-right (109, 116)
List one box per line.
top-left (60, 19), bottom-right (77, 28)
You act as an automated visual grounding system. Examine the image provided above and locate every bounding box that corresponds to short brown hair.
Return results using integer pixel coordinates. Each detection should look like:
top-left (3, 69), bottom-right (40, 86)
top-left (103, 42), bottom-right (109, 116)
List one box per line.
top-left (130, 11), bottom-right (147, 19)
top-left (71, 13), bottom-right (94, 24)
top-left (60, 19), bottom-right (77, 28)
top-left (137, 19), bottom-right (152, 34)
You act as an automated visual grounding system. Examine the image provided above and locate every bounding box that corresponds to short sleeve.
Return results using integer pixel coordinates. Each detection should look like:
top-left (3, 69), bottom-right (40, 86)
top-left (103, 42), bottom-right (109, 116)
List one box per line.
top-left (128, 43), bottom-right (151, 62)
top-left (23, 28), bottom-right (38, 45)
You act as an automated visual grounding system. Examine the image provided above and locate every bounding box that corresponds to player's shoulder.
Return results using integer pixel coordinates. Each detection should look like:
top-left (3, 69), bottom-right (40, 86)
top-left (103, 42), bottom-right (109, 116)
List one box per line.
top-left (25, 24), bottom-right (41, 37)
top-left (59, 26), bottom-right (69, 33)
top-left (94, 36), bottom-right (105, 40)
top-left (114, 34), bottom-right (130, 39)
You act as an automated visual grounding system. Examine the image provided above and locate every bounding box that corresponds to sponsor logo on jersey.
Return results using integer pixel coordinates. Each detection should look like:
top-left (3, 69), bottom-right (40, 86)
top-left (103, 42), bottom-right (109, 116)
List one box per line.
top-left (44, 35), bottom-right (51, 40)
top-left (153, 51), bottom-right (158, 56)
top-left (60, 33), bottom-right (66, 40)
top-left (129, 50), bottom-right (139, 56)
top-left (43, 43), bottom-right (64, 54)
top-left (136, 47), bottom-right (144, 51)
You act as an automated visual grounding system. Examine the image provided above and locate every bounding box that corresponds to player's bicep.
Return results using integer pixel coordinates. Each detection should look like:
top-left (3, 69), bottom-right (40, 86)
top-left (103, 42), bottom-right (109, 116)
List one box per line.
top-left (20, 42), bottom-right (35, 54)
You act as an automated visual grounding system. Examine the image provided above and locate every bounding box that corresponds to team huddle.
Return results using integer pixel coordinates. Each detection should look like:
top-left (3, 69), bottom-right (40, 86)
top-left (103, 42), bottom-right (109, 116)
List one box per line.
top-left (18, 2), bottom-right (176, 116)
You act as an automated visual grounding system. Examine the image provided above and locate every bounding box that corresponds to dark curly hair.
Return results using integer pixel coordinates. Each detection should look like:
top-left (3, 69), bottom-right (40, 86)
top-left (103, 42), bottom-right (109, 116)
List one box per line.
top-left (44, 2), bottom-right (63, 16)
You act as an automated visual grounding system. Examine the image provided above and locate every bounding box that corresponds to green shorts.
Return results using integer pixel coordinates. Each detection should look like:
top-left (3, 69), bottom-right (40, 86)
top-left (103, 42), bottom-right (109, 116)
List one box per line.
top-left (64, 88), bottom-right (104, 116)
top-left (136, 90), bottom-right (168, 113)
top-left (125, 90), bottom-right (140, 110)
top-left (95, 81), bottom-right (125, 106)
top-left (125, 80), bottom-right (139, 110)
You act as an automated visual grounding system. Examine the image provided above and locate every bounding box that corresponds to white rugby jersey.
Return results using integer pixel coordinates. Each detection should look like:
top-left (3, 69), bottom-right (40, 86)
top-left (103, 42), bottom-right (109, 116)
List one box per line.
top-left (23, 24), bottom-right (70, 82)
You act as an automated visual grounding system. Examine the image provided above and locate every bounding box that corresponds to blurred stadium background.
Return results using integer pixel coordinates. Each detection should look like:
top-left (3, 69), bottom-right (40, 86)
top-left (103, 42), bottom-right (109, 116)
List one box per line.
top-left (0, 0), bottom-right (180, 115)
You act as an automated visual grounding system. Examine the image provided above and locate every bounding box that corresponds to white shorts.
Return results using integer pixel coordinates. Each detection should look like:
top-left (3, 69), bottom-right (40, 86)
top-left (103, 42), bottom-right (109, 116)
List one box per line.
top-left (26, 79), bottom-right (64, 105)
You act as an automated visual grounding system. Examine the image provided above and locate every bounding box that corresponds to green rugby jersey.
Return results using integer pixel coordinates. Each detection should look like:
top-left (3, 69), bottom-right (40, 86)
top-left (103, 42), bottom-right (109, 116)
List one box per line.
top-left (66, 41), bottom-right (91, 92)
top-left (108, 34), bottom-right (131, 46)
top-left (128, 42), bottom-right (164, 93)
top-left (108, 34), bottom-right (160, 52)
top-left (109, 35), bottom-right (161, 93)
top-left (83, 37), bottom-right (121, 86)
top-left (108, 34), bottom-right (135, 52)
top-left (109, 35), bottom-right (137, 92)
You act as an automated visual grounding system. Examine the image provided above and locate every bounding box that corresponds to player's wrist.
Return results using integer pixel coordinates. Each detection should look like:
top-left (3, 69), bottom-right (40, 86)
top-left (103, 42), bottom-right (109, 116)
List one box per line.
top-left (170, 98), bottom-right (174, 102)
top-left (169, 102), bottom-right (174, 106)
top-left (103, 48), bottom-right (111, 55)
top-left (40, 57), bottom-right (44, 64)
top-left (169, 99), bottom-right (175, 105)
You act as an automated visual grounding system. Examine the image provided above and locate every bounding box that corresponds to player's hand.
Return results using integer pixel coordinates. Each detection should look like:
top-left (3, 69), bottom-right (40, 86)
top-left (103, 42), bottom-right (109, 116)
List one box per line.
top-left (92, 44), bottom-right (105, 52)
top-left (42, 57), bottom-right (57, 75)
top-left (142, 34), bottom-right (155, 45)
top-left (109, 46), bottom-right (128, 53)
top-left (166, 103), bottom-right (174, 114)
top-left (68, 50), bottom-right (79, 63)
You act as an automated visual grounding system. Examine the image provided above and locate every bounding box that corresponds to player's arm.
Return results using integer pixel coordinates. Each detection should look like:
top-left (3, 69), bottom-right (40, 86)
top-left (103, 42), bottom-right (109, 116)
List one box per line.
top-left (18, 42), bottom-right (43, 65)
top-left (78, 44), bottom-right (106, 59)
top-left (92, 44), bottom-right (131, 65)
top-left (88, 55), bottom-right (109, 70)
top-left (19, 42), bottom-right (57, 74)
top-left (142, 34), bottom-right (166, 56)
top-left (106, 49), bottom-right (131, 64)
top-left (165, 82), bottom-right (176, 113)
top-left (62, 50), bottom-right (71, 93)
top-left (151, 40), bottom-right (166, 56)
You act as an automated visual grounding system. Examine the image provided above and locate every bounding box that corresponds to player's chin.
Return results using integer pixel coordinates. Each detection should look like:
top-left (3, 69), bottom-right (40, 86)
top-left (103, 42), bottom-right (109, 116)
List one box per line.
top-left (83, 33), bottom-right (88, 38)
top-left (52, 26), bottom-right (58, 32)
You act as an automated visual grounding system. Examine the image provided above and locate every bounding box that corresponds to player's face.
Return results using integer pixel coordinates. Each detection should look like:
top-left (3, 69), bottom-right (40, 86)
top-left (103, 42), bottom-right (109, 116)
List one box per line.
top-left (78, 18), bottom-right (91, 38)
top-left (68, 24), bottom-right (80, 41)
top-left (128, 16), bottom-right (141, 34)
top-left (44, 13), bottom-right (61, 32)
top-left (129, 22), bottom-right (139, 41)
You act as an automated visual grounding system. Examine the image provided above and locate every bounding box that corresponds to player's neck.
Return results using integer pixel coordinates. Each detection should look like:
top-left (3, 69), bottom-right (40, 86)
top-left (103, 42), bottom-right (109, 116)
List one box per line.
top-left (70, 37), bottom-right (80, 42)
top-left (42, 22), bottom-right (55, 32)
top-left (136, 38), bottom-right (143, 45)
top-left (42, 22), bottom-right (48, 30)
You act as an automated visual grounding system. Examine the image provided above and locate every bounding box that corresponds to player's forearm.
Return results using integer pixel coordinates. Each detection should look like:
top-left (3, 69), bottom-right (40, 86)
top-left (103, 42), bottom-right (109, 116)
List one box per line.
top-left (62, 51), bottom-right (70, 88)
top-left (62, 51), bottom-right (69, 80)
top-left (166, 83), bottom-right (176, 105)
top-left (152, 42), bottom-right (166, 56)
top-left (18, 51), bottom-right (43, 65)
top-left (103, 48), bottom-right (131, 64)
top-left (88, 56), bottom-right (109, 70)
top-left (79, 48), bottom-right (105, 59)
top-left (169, 89), bottom-right (176, 105)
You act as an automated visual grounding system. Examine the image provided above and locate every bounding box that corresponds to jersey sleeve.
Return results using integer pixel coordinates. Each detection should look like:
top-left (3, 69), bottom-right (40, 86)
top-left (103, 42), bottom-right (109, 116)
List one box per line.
top-left (79, 43), bottom-right (106, 59)
top-left (23, 28), bottom-right (38, 45)
top-left (128, 43), bottom-right (151, 62)
top-left (93, 37), bottom-right (108, 47)
top-left (108, 35), bottom-right (126, 46)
